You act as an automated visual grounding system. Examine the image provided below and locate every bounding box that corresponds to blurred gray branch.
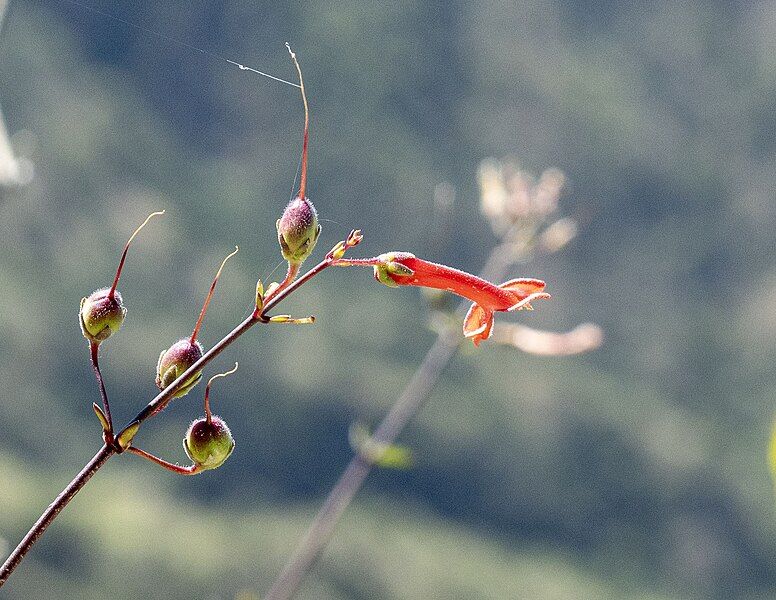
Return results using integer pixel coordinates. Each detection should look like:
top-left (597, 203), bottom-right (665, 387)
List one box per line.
top-left (0, 0), bottom-right (31, 187)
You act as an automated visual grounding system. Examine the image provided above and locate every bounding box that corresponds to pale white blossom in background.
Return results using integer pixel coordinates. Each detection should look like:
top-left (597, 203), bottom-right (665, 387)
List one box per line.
top-left (0, 0), bottom-right (33, 187)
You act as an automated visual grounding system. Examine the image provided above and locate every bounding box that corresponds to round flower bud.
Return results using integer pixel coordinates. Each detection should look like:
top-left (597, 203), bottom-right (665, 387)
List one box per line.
top-left (276, 196), bottom-right (321, 264)
top-left (156, 338), bottom-right (204, 397)
top-left (79, 288), bottom-right (127, 343)
top-left (183, 416), bottom-right (235, 470)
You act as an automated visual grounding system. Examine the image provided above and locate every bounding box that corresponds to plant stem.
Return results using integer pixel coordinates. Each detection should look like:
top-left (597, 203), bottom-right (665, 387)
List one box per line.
top-left (0, 444), bottom-right (115, 586)
top-left (0, 244), bottom-right (345, 589)
top-left (119, 254), bottom-right (332, 434)
top-left (263, 261), bottom-right (300, 305)
top-left (90, 341), bottom-right (113, 435)
top-left (127, 447), bottom-right (200, 475)
top-left (189, 246), bottom-right (239, 345)
top-left (264, 249), bottom-right (512, 600)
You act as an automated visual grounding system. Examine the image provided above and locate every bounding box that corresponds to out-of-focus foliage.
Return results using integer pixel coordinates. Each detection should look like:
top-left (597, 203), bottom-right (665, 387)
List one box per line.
top-left (0, 1), bottom-right (775, 598)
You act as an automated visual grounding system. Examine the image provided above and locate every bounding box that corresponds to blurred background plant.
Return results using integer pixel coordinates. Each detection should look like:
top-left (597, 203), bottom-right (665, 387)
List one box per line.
top-left (1, 1), bottom-right (775, 599)
top-left (263, 158), bottom-right (603, 600)
top-left (0, 0), bottom-right (32, 186)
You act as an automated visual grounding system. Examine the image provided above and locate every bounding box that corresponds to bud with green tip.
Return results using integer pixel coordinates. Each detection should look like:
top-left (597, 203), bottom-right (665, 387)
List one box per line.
top-left (79, 288), bottom-right (127, 342)
top-left (156, 339), bottom-right (204, 397)
top-left (277, 196), bottom-right (321, 264)
top-left (183, 416), bottom-right (234, 470)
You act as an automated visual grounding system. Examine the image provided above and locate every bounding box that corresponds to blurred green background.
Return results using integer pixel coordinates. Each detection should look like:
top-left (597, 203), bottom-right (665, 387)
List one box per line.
top-left (1, 1), bottom-right (775, 598)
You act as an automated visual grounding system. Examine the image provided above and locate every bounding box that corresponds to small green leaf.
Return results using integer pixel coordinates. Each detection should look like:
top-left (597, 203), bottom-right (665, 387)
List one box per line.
top-left (329, 241), bottom-right (347, 260)
top-left (117, 421), bottom-right (140, 450)
top-left (268, 314), bottom-right (315, 324)
top-left (92, 402), bottom-right (110, 433)
top-left (349, 422), bottom-right (413, 470)
top-left (371, 445), bottom-right (413, 469)
top-left (255, 279), bottom-right (264, 311)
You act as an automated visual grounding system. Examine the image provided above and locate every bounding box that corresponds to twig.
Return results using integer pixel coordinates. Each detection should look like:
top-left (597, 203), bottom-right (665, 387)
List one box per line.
top-left (0, 444), bottom-right (115, 586)
top-left (89, 341), bottom-right (113, 436)
top-left (120, 250), bottom-right (334, 436)
top-left (0, 238), bottom-right (353, 588)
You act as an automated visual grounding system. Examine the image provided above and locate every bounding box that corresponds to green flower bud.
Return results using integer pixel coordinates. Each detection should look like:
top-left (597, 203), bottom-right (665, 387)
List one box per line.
top-left (276, 196), bottom-right (321, 264)
top-left (372, 252), bottom-right (415, 288)
top-left (183, 416), bottom-right (234, 470)
top-left (79, 288), bottom-right (127, 342)
top-left (156, 338), bottom-right (204, 397)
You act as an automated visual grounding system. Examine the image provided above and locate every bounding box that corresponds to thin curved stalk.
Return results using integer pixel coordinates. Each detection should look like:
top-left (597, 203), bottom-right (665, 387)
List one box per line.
top-left (90, 341), bottom-right (113, 434)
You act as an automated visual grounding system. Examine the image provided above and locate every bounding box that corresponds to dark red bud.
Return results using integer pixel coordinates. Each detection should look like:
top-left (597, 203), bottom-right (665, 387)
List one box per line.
top-left (155, 338), bottom-right (204, 397)
top-left (276, 196), bottom-right (321, 264)
top-left (79, 288), bottom-right (127, 342)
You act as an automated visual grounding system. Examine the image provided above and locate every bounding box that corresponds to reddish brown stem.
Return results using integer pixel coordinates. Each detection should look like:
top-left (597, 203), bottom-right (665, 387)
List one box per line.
top-left (332, 257), bottom-right (380, 267)
top-left (203, 363), bottom-right (239, 425)
top-left (191, 246), bottom-right (239, 344)
top-left (108, 211), bottom-right (164, 300)
top-left (128, 447), bottom-right (200, 475)
top-left (264, 261), bottom-right (300, 305)
top-left (108, 247), bottom-right (128, 301)
top-left (299, 120), bottom-right (308, 199)
top-left (286, 43), bottom-right (308, 199)
top-left (0, 444), bottom-right (115, 587)
top-left (204, 385), bottom-right (212, 424)
top-left (89, 341), bottom-right (113, 436)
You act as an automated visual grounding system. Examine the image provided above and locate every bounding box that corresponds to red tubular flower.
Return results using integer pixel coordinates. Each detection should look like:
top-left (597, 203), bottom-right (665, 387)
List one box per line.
top-left (339, 252), bottom-right (550, 346)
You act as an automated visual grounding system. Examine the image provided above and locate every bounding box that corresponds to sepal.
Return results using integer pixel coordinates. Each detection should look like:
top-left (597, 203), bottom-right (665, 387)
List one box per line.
top-left (117, 421), bottom-right (140, 451)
